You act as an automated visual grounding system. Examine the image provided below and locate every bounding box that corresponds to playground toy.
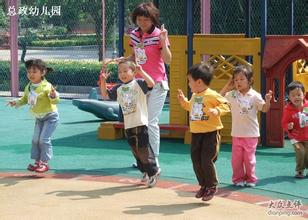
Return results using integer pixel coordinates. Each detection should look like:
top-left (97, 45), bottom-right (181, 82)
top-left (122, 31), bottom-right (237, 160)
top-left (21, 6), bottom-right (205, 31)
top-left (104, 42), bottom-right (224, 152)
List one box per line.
top-left (72, 97), bottom-right (120, 121)
top-left (263, 35), bottom-right (308, 147)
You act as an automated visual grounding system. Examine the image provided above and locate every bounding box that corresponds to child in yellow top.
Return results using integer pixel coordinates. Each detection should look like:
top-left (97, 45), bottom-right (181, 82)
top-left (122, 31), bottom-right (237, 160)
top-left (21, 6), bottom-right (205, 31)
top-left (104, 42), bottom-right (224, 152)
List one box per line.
top-left (7, 59), bottom-right (59, 173)
top-left (177, 63), bottom-right (230, 201)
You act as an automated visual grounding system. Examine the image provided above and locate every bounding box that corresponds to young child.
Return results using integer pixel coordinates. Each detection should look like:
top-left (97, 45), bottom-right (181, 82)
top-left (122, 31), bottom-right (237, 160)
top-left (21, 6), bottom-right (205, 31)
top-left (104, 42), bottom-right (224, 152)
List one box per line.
top-left (99, 60), bottom-right (160, 187)
top-left (7, 59), bottom-right (59, 173)
top-left (281, 81), bottom-right (308, 178)
top-left (177, 63), bottom-right (230, 201)
top-left (220, 65), bottom-right (272, 187)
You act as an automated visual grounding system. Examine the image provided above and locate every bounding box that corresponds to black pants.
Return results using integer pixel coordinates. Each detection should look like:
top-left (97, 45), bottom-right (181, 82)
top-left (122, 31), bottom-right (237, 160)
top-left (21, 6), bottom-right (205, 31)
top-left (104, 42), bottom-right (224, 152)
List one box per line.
top-left (125, 125), bottom-right (158, 177)
top-left (191, 130), bottom-right (221, 188)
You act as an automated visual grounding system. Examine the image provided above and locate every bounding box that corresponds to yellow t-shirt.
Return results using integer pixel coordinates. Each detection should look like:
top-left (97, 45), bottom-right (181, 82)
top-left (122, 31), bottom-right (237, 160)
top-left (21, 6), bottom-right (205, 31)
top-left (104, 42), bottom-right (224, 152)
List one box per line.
top-left (180, 88), bottom-right (230, 133)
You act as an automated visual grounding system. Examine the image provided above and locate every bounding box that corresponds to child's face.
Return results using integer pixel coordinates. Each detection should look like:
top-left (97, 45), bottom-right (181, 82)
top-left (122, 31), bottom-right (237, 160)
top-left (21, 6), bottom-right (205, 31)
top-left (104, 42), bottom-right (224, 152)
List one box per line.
top-left (118, 63), bottom-right (135, 83)
top-left (233, 72), bottom-right (250, 94)
top-left (188, 75), bottom-right (203, 93)
top-left (288, 88), bottom-right (304, 108)
top-left (136, 16), bottom-right (153, 33)
top-left (27, 66), bottom-right (45, 84)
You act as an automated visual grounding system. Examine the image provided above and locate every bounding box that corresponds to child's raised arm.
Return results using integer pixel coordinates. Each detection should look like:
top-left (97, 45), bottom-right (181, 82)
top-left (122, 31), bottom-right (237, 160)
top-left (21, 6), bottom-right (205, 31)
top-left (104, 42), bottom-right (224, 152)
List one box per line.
top-left (99, 69), bottom-right (111, 100)
top-left (220, 78), bottom-right (234, 96)
top-left (261, 90), bottom-right (272, 112)
top-left (135, 65), bottom-right (155, 88)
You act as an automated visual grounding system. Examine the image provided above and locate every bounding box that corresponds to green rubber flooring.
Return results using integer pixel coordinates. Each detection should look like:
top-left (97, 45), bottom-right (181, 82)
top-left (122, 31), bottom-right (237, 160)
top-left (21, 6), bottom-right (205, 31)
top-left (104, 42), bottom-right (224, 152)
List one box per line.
top-left (0, 97), bottom-right (307, 204)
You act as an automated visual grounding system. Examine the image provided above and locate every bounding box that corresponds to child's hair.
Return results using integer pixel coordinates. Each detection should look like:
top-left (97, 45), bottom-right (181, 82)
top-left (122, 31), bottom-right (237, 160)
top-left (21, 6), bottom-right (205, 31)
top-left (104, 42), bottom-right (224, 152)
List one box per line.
top-left (25, 59), bottom-right (53, 74)
top-left (131, 2), bottom-right (160, 27)
top-left (118, 60), bottom-right (136, 72)
top-left (187, 63), bottom-right (214, 86)
top-left (233, 65), bottom-right (253, 86)
top-left (287, 81), bottom-right (305, 95)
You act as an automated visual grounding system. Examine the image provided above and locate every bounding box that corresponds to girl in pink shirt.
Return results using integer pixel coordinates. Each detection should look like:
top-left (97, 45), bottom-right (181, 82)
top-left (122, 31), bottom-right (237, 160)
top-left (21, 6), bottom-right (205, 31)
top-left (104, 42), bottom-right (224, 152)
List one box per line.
top-left (220, 65), bottom-right (272, 187)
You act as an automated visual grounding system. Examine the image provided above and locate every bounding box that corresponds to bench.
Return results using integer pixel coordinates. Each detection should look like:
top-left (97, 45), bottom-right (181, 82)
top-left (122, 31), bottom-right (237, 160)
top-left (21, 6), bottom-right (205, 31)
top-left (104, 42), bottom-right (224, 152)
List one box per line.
top-left (98, 122), bottom-right (191, 144)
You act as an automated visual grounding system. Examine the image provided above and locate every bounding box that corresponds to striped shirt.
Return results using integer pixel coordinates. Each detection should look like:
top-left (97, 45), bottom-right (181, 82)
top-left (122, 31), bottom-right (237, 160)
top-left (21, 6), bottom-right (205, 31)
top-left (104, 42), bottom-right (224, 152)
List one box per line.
top-left (129, 26), bottom-right (170, 82)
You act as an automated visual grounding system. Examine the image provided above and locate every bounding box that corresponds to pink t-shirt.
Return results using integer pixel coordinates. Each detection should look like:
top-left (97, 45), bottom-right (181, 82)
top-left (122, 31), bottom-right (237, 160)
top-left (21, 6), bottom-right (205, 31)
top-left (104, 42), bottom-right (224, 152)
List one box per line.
top-left (129, 26), bottom-right (170, 82)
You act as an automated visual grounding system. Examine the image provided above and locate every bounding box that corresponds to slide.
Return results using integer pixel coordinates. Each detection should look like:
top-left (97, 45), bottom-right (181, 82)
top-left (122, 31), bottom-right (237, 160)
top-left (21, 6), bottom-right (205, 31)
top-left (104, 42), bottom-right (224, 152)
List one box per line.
top-left (72, 99), bottom-right (120, 121)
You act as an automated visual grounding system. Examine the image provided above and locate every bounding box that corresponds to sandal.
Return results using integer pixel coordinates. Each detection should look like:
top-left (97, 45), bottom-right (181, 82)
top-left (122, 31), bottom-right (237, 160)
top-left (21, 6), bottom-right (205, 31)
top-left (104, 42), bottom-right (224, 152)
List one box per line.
top-left (35, 163), bottom-right (49, 173)
top-left (27, 162), bottom-right (40, 172)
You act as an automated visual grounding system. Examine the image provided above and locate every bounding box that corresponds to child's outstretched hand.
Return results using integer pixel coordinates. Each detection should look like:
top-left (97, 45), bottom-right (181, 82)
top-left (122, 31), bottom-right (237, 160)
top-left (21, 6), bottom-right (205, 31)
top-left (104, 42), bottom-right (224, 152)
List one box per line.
top-left (135, 64), bottom-right (144, 76)
top-left (99, 69), bottom-right (110, 82)
top-left (207, 108), bottom-right (219, 117)
top-left (287, 122), bottom-right (294, 130)
top-left (177, 89), bottom-right (185, 103)
top-left (50, 86), bottom-right (57, 99)
top-left (6, 100), bottom-right (16, 107)
top-left (265, 90), bottom-right (273, 102)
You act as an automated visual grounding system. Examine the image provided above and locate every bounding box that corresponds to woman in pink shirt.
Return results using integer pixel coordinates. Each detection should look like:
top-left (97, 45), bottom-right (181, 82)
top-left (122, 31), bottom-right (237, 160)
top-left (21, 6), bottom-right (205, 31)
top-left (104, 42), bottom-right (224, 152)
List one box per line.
top-left (126, 2), bottom-right (172, 174)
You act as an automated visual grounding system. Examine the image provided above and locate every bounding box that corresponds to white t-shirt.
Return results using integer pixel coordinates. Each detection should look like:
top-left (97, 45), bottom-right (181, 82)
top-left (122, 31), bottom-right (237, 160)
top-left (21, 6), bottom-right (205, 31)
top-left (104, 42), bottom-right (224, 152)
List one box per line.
top-left (225, 89), bottom-right (265, 137)
top-left (109, 79), bottom-right (150, 129)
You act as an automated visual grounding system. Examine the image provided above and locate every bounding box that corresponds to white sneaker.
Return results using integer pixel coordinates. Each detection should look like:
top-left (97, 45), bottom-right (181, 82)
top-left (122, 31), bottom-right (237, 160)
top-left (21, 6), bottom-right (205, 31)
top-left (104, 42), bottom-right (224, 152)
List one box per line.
top-left (246, 182), bottom-right (256, 187)
top-left (234, 181), bottom-right (245, 187)
top-left (132, 162), bottom-right (138, 168)
top-left (155, 157), bottom-right (160, 168)
top-left (147, 168), bottom-right (161, 188)
top-left (141, 173), bottom-right (149, 182)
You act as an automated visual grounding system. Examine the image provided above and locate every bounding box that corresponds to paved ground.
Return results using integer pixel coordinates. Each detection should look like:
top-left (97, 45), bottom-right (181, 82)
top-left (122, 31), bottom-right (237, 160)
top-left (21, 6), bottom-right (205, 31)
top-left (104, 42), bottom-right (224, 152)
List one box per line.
top-left (1, 48), bottom-right (114, 61)
top-left (0, 173), bottom-right (306, 220)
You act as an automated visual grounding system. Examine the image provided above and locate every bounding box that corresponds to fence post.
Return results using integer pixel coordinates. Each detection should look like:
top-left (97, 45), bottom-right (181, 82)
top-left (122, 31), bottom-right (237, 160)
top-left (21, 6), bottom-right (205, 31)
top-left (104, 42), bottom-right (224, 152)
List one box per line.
top-left (102, 0), bottom-right (106, 59)
top-left (9, 0), bottom-right (19, 97)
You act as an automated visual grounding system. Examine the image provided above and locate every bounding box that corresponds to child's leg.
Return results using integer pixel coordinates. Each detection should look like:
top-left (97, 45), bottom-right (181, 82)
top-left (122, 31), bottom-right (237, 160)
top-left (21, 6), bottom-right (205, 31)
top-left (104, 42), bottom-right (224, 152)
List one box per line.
top-left (130, 126), bottom-right (158, 177)
top-left (126, 128), bottom-right (145, 173)
top-left (242, 137), bottom-right (258, 184)
top-left (231, 137), bottom-right (245, 184)
top-left (191, 133), bottom-right (205, 186)
top-left (31, 119), bottom-right (44, 162)
top-left (199, 131), bottom-right (220, 188)
top-left (38, 112), bottom-right (59, 163)
top-left (293, 142), bottom-right (306, 173)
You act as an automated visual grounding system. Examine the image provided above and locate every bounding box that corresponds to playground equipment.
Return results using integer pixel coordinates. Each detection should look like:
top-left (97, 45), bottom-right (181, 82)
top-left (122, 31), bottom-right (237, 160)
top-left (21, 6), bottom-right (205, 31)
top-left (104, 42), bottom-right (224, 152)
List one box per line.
top-left (262, 35), bottom-right (308, 147)
top-left (72, 98), bottom-right (120, 121)
top-left (72, 87), bottom-right (120, 121)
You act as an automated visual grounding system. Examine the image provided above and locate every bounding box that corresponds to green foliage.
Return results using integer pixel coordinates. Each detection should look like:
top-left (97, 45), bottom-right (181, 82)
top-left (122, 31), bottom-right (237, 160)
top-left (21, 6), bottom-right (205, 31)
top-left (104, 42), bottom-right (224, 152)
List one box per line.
top-left (18, 29), bottom-right (37, 48)
top-left (106, 63), bottom-right (118, 82)
top-left (31, 35), bottom-right (97, 47)
top-left (0, 7), bottom-right (8, 29)
top-left (0, 60), bottom-right (107, 88)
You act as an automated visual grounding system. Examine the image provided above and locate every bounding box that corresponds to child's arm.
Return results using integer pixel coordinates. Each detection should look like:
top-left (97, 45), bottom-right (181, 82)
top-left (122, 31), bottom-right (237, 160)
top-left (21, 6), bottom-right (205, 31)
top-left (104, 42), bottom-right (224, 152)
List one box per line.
top-left (49, 86), bottom-right (60, 104)
top-left (261, 90), bottom-right (272, 112)
top-left (7, 85), bottom-right (29, 107)
top-left (177, 89), bottom-right (190, 111)
top-left (220, 78), bottom-right (234, 96)
top-left (135, 65), bottom-right (155, 88)
top-left (98, 69), bottom-right (111, 100)
top-left (208, 94), bottom-right (230, 117)
top-left (281, 107), bottom-right (293, 131)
